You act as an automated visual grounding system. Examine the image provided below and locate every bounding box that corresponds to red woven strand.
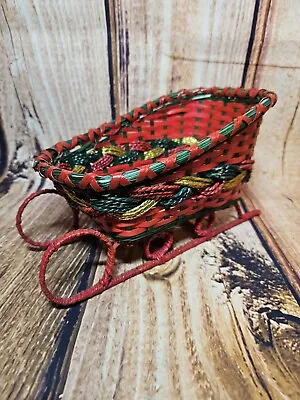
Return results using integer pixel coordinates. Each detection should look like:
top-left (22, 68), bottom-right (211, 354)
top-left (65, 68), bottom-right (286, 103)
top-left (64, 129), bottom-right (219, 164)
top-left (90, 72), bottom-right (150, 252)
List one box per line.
top-left (92, 155), bottom-right (114, 170)
top-left (240, 159), bottom-right (255, 170)
top-left (129, 141), bottom-right (152, 151)
top-left (130, 184), bottom-right (180, 199)
top-left (192, 182), bottom-right (224, 200)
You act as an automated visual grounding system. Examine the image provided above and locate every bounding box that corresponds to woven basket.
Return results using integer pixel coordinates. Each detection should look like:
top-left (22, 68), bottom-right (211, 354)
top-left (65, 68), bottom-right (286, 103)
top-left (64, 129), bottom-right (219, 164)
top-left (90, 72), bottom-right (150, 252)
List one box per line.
top-left (17, 86), bottom-right (277, 306)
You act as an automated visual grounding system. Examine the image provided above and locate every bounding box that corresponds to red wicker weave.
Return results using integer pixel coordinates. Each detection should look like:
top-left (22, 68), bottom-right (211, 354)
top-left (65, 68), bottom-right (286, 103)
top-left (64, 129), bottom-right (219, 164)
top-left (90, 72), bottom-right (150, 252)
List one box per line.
top-left (16, 86), bottom-right (277, 306)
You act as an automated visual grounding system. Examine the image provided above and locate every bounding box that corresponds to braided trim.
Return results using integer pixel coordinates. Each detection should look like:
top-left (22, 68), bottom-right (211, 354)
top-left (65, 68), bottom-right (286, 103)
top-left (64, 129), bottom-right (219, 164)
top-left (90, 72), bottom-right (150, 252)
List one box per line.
top-left (112, 199), bottom-right (159, 220)
top-left (108, 170), bottom-right (247, 220)
top-left (60, 163), bottom-right (250, 219)
top-left (174, 176), bottom-right (212, 189)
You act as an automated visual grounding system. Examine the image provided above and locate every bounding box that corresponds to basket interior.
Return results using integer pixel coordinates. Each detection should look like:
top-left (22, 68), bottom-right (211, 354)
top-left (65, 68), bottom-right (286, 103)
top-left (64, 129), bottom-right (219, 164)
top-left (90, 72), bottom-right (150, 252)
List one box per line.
top-left (54, 96), bottom-right (257, 175)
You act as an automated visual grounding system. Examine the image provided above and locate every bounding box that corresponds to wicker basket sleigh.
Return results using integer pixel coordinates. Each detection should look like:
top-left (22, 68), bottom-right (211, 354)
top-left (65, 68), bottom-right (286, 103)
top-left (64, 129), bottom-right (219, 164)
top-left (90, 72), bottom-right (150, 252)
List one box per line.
top-left (17, 86), bottom-right (277, 306)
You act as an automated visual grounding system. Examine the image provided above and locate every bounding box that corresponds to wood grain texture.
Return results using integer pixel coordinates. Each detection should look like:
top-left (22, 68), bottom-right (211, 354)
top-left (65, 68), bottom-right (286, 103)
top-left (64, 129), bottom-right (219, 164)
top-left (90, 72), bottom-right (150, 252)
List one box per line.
top-left (112, 0), bottom-right (300, 287)
top-left (244, 0), bottom-right (300, 290)
top-left (0, 0), bottom-right (112, 188)
top-left (0, 188), bottom-right (97, 398)
top-left (0, 0), bottom-right (299, 399)
top-left (0, 1), bottom-right (112, 398)
top-left (113, 0), bottom-right (256, 113)
top-left (62, 3), bottom-right (300, 398)
top-left (63, 212), bottom-right (300, 399)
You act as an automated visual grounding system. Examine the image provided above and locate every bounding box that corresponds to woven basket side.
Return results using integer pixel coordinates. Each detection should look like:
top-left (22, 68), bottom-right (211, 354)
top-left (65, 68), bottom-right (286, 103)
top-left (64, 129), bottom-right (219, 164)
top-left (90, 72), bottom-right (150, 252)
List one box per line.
top-left (33, 87), bottom-right (277, 192)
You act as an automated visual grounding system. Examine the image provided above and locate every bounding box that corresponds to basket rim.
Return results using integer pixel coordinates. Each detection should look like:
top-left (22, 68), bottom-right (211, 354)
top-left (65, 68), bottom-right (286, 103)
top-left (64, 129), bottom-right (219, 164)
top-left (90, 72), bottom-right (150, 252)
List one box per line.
top-left (34, 86), bottom-right (277, 192)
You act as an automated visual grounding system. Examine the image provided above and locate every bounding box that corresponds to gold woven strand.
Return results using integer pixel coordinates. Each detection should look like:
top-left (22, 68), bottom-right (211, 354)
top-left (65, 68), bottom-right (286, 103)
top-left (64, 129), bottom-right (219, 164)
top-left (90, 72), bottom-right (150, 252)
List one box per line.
top-left (72, 165), bottom-right (86, 173)
top-left (182, 136), bottom-right (198, 145)
top-left (144, 147), bottom-right (165, 160)
top-left (86, 149), bottom-right (99, 155)
top-left (174, 176), bottom-right (212, 189)
top-left (223, 171), bottom-right (247, 190)
top-left (102, 146), bottom-right (126, 157)
top-left (113, 199), bottom-right (158, 220)
top-left (172, 137), bottom-right (198, 145)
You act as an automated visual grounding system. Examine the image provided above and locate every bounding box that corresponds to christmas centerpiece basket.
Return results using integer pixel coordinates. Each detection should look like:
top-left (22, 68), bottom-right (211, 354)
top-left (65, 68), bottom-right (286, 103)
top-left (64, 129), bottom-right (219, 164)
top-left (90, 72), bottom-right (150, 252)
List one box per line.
top-left (17, 86), bottom-right (277, 306)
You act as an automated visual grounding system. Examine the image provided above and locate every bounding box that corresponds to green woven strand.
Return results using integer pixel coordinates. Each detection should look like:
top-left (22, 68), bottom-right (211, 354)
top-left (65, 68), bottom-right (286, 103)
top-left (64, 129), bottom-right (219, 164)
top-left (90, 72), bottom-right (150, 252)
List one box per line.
top-left (176, 150), bottom-right (190, 165)
top-left (200, 163), bottom-right (240, 181)
top-left (91, 194), bottom-right (142, 213)
top-left (150, 138), bottom-right (178, 149)
top-left (117, 151), bottom-right (140, 165)
top-left (123, 169), bottom-right (140, 183)
top-left (150, 162), bottom-right (166, 174)
top-left (198, 137), bottom-right (212, 150)
top-left (159, 187), bottom-right (192, 208)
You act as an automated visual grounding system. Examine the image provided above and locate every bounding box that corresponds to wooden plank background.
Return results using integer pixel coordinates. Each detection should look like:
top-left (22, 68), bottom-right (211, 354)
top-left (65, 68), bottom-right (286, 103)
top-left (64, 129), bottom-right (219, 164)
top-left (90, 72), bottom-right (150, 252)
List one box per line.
top-left (0, 1), bottom-right (299, 399)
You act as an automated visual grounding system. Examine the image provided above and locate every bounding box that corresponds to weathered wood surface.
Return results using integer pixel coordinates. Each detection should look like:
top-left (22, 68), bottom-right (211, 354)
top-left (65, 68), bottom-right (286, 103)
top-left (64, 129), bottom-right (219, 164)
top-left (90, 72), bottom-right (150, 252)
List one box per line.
top-left (0, 1), bottom-right (299, 399)
top-left (62, 212), bottom-right (300, 400)
top-left (244, 0), bottom-right (300, 293)
top-left (0, 1), bottom-right (112, 398)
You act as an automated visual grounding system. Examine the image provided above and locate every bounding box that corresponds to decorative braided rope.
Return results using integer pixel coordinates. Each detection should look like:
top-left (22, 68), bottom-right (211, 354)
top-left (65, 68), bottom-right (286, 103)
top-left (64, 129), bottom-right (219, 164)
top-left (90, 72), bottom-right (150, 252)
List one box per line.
top-left (17, 86), bottom-right (277, 306)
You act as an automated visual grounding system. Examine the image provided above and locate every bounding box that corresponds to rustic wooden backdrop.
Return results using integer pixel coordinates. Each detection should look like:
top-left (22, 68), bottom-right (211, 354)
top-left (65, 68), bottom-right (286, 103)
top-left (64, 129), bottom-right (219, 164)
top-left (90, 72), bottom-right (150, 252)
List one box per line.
top-left (0, 1), bottom-right (299, 399)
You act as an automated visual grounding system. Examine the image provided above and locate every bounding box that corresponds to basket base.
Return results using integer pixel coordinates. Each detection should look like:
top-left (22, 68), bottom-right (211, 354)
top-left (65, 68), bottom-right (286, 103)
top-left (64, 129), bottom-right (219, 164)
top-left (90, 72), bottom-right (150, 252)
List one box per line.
top-left (16, 190), bottom-right (260, 306)
top-left (103, 203), bottom-right (260, 291)
top-left (36, 201), bottom-right (260, 306)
